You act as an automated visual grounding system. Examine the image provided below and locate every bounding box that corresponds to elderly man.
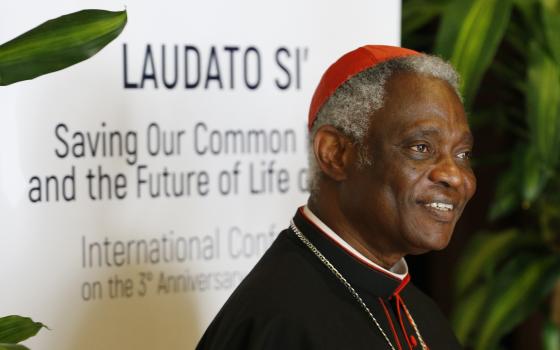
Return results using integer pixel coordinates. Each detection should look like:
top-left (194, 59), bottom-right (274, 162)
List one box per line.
top-left (197, 45), bottom-right (476, 350)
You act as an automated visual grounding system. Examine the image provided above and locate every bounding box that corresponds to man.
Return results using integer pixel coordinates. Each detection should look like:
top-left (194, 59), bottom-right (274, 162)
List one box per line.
top-left (196, 45), bottom-right (476, 349)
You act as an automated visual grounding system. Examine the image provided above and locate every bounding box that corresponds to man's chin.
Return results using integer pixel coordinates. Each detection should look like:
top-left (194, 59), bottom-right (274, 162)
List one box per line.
top-left (406, 228), bottom-right (455, 254)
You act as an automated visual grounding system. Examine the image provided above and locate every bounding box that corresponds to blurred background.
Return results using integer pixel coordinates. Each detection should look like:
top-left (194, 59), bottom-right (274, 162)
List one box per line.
top-left (401, 0), bottom-right (560, 349)
top-left (1, 1), bottom-right (559, 349)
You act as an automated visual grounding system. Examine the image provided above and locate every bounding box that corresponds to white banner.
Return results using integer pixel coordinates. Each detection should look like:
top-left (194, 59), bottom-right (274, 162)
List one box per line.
top-left (0, 1), bottom-right (400, 349)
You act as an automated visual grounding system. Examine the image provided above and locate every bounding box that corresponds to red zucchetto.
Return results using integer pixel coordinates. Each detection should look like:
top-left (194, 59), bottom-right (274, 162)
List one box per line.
top-left (308, 45), bottom-right (420, 130)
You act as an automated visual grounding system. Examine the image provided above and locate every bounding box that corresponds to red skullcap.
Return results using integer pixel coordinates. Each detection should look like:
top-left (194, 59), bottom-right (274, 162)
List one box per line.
top-left (308, 45), bottom-right (420, 130)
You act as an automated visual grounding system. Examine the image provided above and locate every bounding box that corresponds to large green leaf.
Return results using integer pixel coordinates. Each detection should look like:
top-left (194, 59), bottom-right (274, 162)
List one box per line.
top-left (474, 253), bottom-right (560, 349)
top-left (0, 316), bottom-right (46, 344)
top-left (435, 0), bottom-right (513, 107)
top-left (527, 41), bottom-right (560, 172)
top-left (0, 9), bottom-right (127, 86)
top-left (452, 284), bottom-right (489, 344)
top-left (542, 0), bottom-right (560, 64)
top-left (488, 143), bottom-right (547, 216)
top-left (521, 144), bottom-right (548, 205)
top-left (488, 163), bottom-right (521, 220)
top-left (0, 344), bottom-right (30, 350)
top-left (454, 229), bottom-right (532, 296)
top-left (543, 320), bottom-right (560, 350)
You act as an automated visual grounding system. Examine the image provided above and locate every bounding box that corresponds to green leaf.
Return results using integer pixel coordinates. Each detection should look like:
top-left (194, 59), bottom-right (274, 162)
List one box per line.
top-left (474, 253), bottom-right (560, 349)
top-left (452, 284), bottom-right (489, 345)
top-left (527, 41), bottom-right (560, 172)
top-left (540, 202), bottom-right (560, 242)
top-left (435, 0), bottom-right (513, 107)
top-left (488, 142), bottom-right (548, 216)
top-left (542, 0), bottom-right (560, 64)
top-left (521, 145), bottom-right (548, 205)
top-left (0, 9), bottom-right (127, 86)
top-left (402, 0), bottom-right (446, 37)
top-left (0, 316), bottom-right (46, 343)
top-left (455, 229), bottom-right (530, 296)
top-left (489, 166), bottom-right (520, 220)
top-left (0, 344), bottom-right (30, 350)
top-left (515, 0), bottom-right (544, 42)
top-left (543, 320), bottom-right (560, 350)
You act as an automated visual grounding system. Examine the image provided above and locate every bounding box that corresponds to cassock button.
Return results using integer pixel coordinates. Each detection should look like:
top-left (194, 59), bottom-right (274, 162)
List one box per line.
top-left (410, 335), bottom-right (418, 348)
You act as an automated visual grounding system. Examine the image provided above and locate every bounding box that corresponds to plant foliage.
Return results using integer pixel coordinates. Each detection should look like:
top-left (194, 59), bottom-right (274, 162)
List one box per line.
top-left (403, 0), bottom-right (560, 348)
top-left (0, 9), bottom-right (127, 86)
top-left (0, 316), bottom-right (47, 350)
top-left (0, 7), bottom-right (127, 349)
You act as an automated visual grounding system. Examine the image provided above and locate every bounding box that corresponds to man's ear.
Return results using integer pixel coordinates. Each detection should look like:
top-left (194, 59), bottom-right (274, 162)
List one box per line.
top-left (312, 125), bottom-right (356, 182)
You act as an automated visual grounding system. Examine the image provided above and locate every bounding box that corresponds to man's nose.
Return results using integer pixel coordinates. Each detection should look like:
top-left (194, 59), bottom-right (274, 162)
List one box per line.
top-left (428, 155), bottom-right (463, 188)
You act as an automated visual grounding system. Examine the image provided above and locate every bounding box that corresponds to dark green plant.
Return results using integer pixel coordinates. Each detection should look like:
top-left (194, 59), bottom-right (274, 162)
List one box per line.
top-left (0, 316), bottom-right (46, 350)
top-left (0, 8), bottom-right (127, 349)
top-left (404, 0), bottom-right (560, 349)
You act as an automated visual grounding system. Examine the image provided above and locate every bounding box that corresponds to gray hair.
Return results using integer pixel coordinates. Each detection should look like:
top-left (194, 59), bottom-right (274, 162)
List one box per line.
top-left (307, 54), bottom-right (461, 194)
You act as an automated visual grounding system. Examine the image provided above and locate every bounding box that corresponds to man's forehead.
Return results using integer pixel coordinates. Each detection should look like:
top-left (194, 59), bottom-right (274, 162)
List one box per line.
top-left (386, 70), bottom-right (459, 97)
top-left (371, 73), bottom-right (471, 143)
top-left (382, 72), bottom-right (464, 113)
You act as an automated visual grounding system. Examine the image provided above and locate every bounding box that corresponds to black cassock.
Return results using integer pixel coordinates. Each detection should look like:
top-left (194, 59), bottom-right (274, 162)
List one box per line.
top-left (196, 208), bottom-right (462, 349)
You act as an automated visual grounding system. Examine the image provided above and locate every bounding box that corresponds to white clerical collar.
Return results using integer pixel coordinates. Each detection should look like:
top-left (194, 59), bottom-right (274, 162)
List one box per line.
top-left (302, 205), bottom-right (408, 280)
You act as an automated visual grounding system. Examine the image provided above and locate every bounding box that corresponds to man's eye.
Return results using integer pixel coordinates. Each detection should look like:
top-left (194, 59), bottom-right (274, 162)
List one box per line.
top-left (457, 151), bottom-right (472, 160)
top-left (410, 144), bottom-right (429, 153)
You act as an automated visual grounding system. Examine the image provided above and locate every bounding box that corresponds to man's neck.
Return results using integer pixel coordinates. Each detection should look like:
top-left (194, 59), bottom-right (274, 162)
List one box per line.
top-left (307, 198), bottom-right (405, 270)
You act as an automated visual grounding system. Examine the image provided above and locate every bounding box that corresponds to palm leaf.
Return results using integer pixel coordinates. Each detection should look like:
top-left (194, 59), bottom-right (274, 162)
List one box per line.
top-left (454, 229), bottom-right (534, 296)
top-left (0, 9), bottom-right (127, 86)
top-left (488, 164), bottom-right (521, 220)
top-left (527, 41), bottom-right (560, 173)
top-left (474, 253), bottom-right (560, 349)
top-left (542, 0), bottom-right (560, 65)
top-left (521, 144), bottom-right (550, 205)
top-left (0, 343), bottom-right (29, 350)
top-left (543, 319), bottom-right (560, 350)
top-left (435, 0), bottom-right (513, 107)
top-left (0, 316), bottom-right (46, 344)
top-left (452, 284), bottom-right (489, 344)
top-left (0, 344), bottom-right (30, 350)
top-left (489, 142), bottom-right (549, 216)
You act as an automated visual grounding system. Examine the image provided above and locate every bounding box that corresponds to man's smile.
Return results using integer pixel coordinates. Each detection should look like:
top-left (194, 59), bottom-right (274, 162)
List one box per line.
top-left (416, 198), bottom-right (458, 223)
top-left (424, 202), bottom-right (453, 211)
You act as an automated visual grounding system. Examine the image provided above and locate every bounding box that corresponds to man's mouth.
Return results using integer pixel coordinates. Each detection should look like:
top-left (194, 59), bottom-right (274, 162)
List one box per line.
top-left (417, 199), bottom-right (458, 222)
top-left (423, 202), bottom-right (454, 211)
